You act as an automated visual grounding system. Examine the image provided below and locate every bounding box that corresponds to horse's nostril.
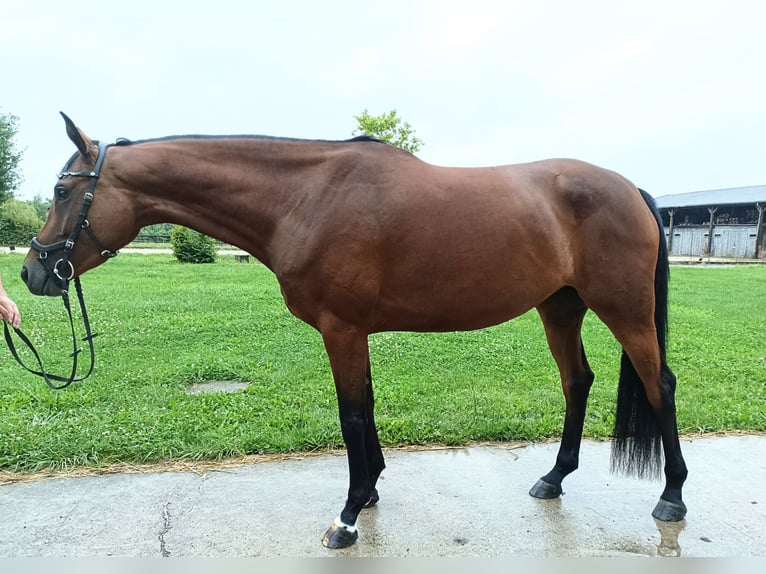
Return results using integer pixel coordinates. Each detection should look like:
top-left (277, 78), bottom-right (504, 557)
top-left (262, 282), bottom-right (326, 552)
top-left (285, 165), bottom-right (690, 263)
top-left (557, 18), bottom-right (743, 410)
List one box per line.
top-left (20, 266), bottom-right (28, 283)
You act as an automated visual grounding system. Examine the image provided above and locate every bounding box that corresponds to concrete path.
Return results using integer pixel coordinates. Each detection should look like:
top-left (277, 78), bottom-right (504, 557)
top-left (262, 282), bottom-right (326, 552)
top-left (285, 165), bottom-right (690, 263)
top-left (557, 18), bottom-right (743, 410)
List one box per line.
top-left (1, 435), bottom-right (763, 557)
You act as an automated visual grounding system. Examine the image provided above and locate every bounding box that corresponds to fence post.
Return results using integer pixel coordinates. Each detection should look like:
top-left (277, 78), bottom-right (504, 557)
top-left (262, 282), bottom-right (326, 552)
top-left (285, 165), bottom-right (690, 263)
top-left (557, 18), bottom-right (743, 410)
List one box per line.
top-left (755, 203), bottom-right (764, 259)
top-left (666, 209), bottom-right (675, 253)
top-left (705, 206), bottom-right (718, 256)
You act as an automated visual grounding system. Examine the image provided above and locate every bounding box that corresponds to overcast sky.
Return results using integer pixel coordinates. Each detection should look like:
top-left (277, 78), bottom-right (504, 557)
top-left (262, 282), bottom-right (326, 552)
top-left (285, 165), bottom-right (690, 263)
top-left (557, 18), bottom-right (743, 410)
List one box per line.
top-left (2, 0), bottom-right (764, 200)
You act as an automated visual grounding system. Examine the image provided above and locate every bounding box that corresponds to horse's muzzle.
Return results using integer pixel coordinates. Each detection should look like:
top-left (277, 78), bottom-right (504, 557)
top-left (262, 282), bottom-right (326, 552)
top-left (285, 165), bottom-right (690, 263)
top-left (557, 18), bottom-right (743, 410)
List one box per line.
top-left (21, 262), bottom-right (64, 297)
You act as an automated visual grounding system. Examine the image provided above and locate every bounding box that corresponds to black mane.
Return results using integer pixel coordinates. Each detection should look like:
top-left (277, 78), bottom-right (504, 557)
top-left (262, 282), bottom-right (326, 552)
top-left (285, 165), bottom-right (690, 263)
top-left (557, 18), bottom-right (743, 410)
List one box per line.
top-left (112, 133), bottom-right (388, 147)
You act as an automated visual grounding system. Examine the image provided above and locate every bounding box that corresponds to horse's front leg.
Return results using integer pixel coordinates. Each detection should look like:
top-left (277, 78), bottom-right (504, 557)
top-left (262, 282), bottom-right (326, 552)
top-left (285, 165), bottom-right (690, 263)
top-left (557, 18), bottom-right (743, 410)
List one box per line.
top-left (320, 320), bottom-right (382, 549)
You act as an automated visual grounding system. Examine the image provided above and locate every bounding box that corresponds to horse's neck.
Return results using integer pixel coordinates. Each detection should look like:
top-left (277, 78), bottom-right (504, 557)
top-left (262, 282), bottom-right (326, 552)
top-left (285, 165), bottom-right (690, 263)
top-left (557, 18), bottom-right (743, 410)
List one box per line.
top-left (127, 139), bottom-right (333, 268)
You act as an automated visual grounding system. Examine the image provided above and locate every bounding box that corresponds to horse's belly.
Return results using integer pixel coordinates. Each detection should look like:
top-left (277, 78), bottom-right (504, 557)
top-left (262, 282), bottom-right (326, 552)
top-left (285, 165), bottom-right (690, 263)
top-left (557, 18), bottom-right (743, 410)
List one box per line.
top-left (372, 273), bottom-right (557, 333)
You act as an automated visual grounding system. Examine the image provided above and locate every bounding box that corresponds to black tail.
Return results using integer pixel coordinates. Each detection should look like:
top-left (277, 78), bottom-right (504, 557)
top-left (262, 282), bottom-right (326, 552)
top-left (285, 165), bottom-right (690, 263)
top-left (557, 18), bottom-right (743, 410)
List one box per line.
top-left (610, 188), bottom-right (669, 479)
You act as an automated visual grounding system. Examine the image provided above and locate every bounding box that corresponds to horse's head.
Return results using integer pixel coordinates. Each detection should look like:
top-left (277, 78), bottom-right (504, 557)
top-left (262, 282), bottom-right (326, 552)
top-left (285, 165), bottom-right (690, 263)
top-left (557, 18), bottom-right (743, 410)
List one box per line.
top-left (22, 114), bottom-right (134, 296)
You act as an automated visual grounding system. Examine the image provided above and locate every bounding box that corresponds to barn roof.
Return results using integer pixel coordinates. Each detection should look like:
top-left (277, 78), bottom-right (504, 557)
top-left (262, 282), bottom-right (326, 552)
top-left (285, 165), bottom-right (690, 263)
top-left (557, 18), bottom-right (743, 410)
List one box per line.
top-left (654, 185), bottom-right (766, 209)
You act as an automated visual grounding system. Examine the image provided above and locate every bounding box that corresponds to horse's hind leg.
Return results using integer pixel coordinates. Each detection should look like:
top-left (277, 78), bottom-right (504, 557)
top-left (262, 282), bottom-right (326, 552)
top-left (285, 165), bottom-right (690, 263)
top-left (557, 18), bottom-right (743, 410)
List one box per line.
top-left (530, 288), bottom-right (594, 499)
top-left (651, 364), bottom-right (687, 521)
top-left (612, 329), bottom-right (688, 521)
top-left (585, 288), bottom-right (688, 521)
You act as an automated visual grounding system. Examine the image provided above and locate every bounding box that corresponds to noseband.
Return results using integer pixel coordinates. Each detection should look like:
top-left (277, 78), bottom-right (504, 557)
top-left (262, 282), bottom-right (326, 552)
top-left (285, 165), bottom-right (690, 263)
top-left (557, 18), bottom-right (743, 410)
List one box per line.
top-left (4, 141), bottom-right (119, 390)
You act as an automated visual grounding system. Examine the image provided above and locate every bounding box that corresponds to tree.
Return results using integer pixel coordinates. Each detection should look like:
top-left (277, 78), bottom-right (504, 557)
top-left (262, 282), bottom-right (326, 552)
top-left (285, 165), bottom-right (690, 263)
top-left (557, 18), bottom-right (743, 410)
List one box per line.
top-left (0, 112), bottom-right (24, 204)
top-left (352, 109), bottom-right (424, 153)
top-left (29, 194), bottom-right (51, 220)
top-left (137, 223), bottom-right (172, 243)
top-left (0, 199), bottom-right (43, 246)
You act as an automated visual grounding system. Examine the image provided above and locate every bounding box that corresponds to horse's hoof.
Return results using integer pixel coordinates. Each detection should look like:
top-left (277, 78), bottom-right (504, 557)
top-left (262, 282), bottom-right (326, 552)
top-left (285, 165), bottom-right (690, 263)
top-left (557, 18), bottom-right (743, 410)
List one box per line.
top-left (364, 488), bottom-right (380, 508)
top-left (529, 478), bottom-right (562, 499)
top-left (652, 498), bottom-right (687, 522)
top-left (321, 520), bottom-right (359, 549)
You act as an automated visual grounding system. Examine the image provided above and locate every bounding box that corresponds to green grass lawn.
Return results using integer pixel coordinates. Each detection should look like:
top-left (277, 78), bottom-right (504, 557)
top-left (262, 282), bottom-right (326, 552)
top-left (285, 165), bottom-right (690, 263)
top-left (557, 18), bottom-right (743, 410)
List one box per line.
top-left (1, 253), bottom-right (764, 472)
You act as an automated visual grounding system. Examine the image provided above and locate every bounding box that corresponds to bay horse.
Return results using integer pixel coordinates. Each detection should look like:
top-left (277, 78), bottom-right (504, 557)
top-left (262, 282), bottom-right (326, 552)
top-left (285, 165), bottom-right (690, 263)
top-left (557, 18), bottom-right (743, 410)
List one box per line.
top-left (22, 114), bottom-right (687, 549)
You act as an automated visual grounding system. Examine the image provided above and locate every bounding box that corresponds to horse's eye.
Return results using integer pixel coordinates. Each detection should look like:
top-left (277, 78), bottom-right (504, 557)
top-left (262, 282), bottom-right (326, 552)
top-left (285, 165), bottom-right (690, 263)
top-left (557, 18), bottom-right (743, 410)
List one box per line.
top-left (54, 186), bottom-right (71, 201)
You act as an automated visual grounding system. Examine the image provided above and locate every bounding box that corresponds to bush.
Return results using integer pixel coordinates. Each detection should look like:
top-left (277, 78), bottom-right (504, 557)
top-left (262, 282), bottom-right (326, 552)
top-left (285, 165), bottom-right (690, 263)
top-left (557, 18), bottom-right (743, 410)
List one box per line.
top-left (0, 199), bottom-right (43, 246)
top-left (170, 225), bottom-right (217, 263)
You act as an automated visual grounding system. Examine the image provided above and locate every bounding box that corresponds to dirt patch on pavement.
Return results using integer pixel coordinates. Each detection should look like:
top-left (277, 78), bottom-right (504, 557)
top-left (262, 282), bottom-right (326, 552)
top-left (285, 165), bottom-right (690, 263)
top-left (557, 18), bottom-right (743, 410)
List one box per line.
top-left (2, 432), bottom-right (761, 486)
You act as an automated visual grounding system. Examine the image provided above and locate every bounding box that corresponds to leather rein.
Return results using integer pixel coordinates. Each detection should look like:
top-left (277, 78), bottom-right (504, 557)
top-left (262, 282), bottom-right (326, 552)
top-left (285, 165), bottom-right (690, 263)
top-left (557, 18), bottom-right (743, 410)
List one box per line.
top-left (4, 141), bottom-right (118, 390)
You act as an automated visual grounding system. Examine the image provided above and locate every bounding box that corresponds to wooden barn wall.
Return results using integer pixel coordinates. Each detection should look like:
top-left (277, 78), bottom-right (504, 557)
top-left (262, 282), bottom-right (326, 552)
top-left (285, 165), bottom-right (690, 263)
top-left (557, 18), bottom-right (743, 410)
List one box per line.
top-left (663, 224), bottom-right (763, 258)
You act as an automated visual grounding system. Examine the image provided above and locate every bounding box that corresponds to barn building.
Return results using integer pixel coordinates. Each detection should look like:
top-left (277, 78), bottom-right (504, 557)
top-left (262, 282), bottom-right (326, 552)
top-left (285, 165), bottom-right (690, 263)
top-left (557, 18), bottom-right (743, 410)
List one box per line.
top-left (654, 185), bottom-right (766, 259)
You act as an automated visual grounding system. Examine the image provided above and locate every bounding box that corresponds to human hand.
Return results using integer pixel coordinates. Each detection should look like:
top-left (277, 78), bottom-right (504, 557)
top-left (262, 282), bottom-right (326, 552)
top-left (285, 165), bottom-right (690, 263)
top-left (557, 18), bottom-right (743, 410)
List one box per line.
top-left (0, 291), bottom-right (21, 329)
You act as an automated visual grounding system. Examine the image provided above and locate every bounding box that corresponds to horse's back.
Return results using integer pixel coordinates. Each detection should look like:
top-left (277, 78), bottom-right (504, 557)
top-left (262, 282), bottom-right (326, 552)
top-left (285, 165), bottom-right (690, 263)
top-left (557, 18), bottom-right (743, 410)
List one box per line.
top-left (369, 156), bottom-right (655, 277)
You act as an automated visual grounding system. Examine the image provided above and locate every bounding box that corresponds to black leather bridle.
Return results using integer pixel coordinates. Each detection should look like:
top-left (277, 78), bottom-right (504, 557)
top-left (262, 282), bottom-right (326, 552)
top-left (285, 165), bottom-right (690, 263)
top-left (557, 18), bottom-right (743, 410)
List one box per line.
top-left (4, 141), bottom-right (118, 390)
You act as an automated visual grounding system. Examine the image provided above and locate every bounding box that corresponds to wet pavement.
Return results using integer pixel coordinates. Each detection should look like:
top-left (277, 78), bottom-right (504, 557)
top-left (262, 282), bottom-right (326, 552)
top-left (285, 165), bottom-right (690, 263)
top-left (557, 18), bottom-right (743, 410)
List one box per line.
top-left (1, 435), bottom-right (764, 557)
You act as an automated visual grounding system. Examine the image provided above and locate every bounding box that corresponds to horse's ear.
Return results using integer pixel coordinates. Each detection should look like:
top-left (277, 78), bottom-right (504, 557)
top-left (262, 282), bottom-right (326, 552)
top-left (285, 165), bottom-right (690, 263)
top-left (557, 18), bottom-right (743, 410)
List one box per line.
top-left (60, 112), bottom-right (98, 162)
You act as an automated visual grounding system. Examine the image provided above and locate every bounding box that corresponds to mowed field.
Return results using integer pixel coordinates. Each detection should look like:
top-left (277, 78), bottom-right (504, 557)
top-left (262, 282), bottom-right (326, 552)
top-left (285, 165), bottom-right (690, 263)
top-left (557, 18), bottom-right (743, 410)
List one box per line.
top-left (1, 253), bottom-right (764, 472)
